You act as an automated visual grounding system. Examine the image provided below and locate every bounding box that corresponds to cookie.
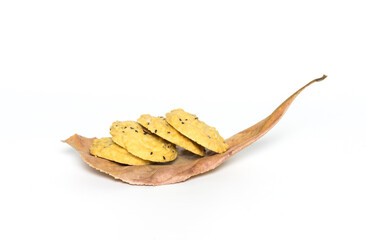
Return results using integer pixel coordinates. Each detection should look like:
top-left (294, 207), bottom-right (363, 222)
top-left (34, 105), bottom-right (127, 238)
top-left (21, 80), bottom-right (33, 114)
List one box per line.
top-left (138, 114), bottom-right (205, 156)
top-left (166, 109), bottom-right (228, 153)
top-left (110, 121), bottom-right (177, 162)
top-left (89, 137), bottom-right (150, 165)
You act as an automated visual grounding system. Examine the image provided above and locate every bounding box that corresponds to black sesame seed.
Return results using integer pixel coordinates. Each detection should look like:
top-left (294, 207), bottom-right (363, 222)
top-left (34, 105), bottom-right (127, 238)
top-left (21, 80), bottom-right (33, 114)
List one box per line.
top-left (181, 122), bottom-right (184, 124)
top-left (124, 127), bottom-right (127, 129)
top-left (167, 131), bottom-right (170, 134)
top-left (135, 130), bottom-right (138, 133)
top-left (185, 119), bottom-right (188, 121)
top-left (147, 122), bottom-right (150, 125)
top-left (130, 127), bottom-right (134, 129)
top-left (163, 156), bottom-right (166, 160)
top-left (150, 152), bottom-right (153, 155)
top-left (179, 118), bottom-right (182, 121)
top-left (155, 130), bottom-right (157, 133)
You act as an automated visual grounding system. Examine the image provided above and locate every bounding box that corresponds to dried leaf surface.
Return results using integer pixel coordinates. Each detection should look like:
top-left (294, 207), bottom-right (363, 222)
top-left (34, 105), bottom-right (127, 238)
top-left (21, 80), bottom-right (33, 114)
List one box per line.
top-left (64, 75), bottom-right (326, 185)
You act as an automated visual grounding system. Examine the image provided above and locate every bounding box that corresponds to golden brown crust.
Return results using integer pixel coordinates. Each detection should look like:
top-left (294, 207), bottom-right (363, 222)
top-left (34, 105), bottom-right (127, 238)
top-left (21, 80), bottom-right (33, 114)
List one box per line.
top-left (166, 109), bottom-right (228, 153)
top-left (90, 137), bottom-right (151, 165)
top-left (110, 121), bottom-right (177, 162)
top-left (137, 114), bottom-right (205, 156)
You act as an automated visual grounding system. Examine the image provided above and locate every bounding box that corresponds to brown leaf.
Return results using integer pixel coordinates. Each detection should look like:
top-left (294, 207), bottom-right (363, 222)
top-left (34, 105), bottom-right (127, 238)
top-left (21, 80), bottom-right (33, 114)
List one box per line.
top-left (63, 75), bottom-right (327, 185)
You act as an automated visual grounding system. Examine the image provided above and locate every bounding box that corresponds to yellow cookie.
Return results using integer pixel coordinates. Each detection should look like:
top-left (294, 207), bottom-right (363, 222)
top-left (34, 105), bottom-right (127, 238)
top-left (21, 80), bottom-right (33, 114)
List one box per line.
top-left (89, 137), bottom-right (150, 165)
top-left (110, 121), bottom-right (177, 162)
top-left (138, 114), bottom-right (205, 156)
top-left (166, 109), bottom-right (229, 153)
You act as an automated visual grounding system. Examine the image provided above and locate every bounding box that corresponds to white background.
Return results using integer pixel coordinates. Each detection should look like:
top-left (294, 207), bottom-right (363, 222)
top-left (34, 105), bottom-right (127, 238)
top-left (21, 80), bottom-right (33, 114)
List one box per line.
top-left (1, 1), bottom-right (365, 239)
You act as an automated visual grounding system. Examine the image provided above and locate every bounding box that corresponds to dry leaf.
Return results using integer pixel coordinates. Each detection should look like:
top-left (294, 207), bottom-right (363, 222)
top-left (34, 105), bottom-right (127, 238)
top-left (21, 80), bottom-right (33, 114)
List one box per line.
top-left (63, 75), bottom-right (326, 185)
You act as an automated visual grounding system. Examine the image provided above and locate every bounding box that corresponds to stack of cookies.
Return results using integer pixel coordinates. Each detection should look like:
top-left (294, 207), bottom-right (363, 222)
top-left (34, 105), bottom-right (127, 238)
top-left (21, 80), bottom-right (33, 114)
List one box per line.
top-left (90, 109), bottom-right (229, 165)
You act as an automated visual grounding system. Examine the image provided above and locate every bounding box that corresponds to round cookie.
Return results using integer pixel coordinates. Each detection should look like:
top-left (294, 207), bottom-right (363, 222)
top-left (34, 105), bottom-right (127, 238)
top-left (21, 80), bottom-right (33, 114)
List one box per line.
top-left (165, 109), bottom-right (229, 153)
top-left (89, 137), bottom-right (150, 165)
top-left (138, 114), bottom-right (205, 156)
top-left (110, 121), bottom-right (177, 162)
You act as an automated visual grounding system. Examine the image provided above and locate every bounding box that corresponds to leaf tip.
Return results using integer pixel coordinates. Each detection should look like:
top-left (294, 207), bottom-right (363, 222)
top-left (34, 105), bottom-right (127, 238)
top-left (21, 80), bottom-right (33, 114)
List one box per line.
top-left (315, 74), bottom-right (327, 82)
